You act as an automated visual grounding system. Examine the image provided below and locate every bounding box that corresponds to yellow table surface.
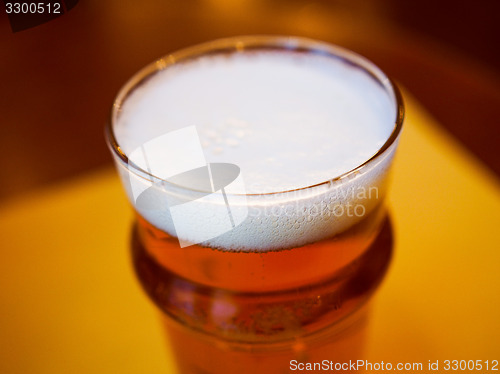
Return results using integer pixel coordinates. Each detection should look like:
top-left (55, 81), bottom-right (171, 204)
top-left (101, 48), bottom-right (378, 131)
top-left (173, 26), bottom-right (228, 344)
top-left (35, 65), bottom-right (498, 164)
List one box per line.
top-left (1, 96), bottom-right (499, 373)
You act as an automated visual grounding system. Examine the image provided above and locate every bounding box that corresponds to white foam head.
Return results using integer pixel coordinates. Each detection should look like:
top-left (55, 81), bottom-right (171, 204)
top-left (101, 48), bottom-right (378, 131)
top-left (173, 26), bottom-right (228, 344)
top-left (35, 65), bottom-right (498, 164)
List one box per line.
top-left (111, 39), bottom-right (401, 251)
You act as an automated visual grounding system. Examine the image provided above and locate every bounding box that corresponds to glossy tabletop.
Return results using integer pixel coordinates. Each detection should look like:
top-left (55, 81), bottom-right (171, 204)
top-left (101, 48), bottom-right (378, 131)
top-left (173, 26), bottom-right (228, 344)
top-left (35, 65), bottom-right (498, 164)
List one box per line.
top-left (1, 95), bottom-right (499, 373)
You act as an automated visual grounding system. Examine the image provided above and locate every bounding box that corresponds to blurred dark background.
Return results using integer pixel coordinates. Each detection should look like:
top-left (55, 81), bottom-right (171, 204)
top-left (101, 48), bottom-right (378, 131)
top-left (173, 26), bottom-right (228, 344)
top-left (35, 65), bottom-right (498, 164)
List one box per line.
top-left (1, 0), bottom-right (499, 201)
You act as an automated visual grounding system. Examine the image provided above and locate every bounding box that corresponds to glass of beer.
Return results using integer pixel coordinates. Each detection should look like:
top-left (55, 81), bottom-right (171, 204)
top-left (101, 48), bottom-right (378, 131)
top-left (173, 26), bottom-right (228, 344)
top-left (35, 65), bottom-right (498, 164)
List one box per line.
top-left (106, 36), bottom-right (404, 373)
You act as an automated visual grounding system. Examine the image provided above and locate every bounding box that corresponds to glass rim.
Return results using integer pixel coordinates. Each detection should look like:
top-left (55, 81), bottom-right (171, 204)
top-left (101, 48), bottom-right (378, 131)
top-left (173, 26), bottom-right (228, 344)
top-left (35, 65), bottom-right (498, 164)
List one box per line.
top-left (106, 35), bottom-right (404, 197)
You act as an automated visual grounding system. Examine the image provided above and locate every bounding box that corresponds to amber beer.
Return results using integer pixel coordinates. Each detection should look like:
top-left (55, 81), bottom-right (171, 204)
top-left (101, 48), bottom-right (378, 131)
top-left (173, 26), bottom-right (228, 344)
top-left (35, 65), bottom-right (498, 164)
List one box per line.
top-left (107, 36), bottom-right (404, 374)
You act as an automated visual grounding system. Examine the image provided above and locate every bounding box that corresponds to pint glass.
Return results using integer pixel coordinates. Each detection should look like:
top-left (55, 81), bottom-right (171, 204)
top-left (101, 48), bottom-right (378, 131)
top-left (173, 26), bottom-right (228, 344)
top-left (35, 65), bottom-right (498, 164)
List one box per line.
top-left (106, 36), bottom-right (404, 373)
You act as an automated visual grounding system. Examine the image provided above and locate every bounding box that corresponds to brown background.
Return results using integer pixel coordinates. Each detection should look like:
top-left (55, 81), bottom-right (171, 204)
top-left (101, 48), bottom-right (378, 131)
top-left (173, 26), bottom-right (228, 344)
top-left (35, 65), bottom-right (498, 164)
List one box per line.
top-left (1, 0), bottom-right (499, 201)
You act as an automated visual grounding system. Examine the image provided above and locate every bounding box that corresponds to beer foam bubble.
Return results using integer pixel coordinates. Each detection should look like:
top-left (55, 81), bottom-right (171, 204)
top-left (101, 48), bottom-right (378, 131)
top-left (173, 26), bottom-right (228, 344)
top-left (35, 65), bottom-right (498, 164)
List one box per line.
top-left (113, 49), bottom-right (398, 251)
